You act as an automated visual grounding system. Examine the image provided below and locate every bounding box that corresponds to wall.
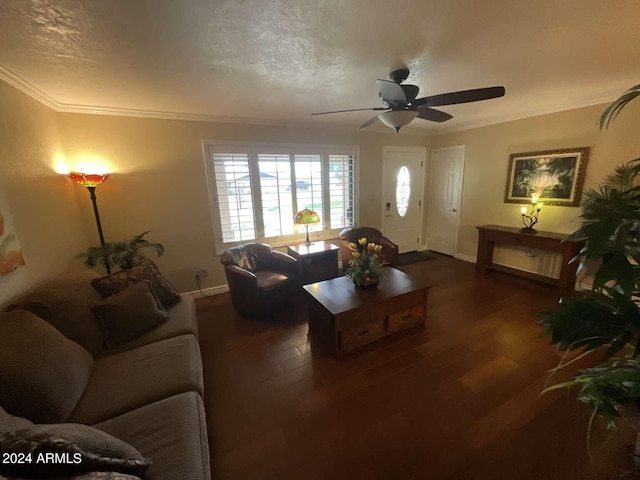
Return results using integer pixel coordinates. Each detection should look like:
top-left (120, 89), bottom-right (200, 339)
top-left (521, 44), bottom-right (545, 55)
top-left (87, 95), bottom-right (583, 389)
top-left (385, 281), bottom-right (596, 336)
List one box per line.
top-left (429, 103), bottom-right (637, 277)
top-left (0, 81), bottom-right (90, 307)
top-left (57, 113), bottom-right (430, 292)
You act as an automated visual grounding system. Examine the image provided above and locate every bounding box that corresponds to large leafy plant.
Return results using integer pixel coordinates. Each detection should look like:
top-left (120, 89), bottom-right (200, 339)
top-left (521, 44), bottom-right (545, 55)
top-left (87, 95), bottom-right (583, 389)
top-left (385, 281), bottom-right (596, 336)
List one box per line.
top-left (540, 84), bottom-right (640, 444)
top-left (80, 231), bottom-right (164, 271)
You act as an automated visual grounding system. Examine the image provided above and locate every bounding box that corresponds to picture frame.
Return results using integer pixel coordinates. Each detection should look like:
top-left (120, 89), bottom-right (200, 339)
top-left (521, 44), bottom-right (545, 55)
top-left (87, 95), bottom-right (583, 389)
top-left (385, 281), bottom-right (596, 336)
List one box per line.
top-left (504, 146), bottom-right (590, 206)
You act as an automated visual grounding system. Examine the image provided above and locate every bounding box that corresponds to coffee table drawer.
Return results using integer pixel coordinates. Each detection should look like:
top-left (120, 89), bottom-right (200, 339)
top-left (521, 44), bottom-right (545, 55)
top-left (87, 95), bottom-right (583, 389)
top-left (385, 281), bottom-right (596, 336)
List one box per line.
top-left (340, 319), bottom-right (385, 352)
top-left (388, 305), bottom-right (424, 333)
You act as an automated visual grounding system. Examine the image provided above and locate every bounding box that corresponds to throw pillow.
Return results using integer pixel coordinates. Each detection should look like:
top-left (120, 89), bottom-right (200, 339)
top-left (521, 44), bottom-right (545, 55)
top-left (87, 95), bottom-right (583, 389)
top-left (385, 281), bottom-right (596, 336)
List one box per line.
top-left (0, 310), bottom-right (94, 424)
top-left (90, 259), bottom-right (181, 308)
top-left (5, 269), bottom-right (106, 356)
top-left (92, 282), bottom-right (169, 347)
top-left (0, 423), bottom-right (150, 478)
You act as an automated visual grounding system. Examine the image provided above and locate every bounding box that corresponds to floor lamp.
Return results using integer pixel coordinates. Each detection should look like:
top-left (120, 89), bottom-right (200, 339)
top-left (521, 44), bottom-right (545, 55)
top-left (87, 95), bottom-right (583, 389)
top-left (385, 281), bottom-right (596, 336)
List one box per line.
top-left (69, 172), bottom-right (111, 274)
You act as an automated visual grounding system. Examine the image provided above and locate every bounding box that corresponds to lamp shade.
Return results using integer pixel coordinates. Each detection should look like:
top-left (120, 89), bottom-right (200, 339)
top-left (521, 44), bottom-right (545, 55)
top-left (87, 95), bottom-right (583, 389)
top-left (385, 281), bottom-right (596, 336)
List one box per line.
top-left (379, 110), bottom-right (419, 132)
top-left (69, 172), bottom-right (110, 188)
top-left (294, 208), bottom-right (320, 225)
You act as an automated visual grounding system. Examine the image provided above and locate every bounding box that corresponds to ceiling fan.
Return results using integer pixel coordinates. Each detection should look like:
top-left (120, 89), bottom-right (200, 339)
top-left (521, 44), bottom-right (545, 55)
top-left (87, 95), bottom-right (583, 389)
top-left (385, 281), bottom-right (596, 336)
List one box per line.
top-left (311, 68), bottom-right (505, 132)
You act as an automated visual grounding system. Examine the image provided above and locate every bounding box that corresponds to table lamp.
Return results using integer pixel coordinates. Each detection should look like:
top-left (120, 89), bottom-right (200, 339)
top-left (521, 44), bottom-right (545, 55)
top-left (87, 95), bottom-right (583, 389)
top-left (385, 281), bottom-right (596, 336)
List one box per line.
top-left (294, 208), bottom-right (320, 246)
top-left (520, 194), bottom-right (543, 234)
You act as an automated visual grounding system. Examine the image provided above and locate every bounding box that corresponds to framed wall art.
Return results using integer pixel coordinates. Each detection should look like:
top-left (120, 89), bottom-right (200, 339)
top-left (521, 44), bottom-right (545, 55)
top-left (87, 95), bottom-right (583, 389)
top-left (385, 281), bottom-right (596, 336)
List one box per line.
top-left (504, 146), bottom-right (590, 206)
top-left (0, 181), bottom-right (25, 276)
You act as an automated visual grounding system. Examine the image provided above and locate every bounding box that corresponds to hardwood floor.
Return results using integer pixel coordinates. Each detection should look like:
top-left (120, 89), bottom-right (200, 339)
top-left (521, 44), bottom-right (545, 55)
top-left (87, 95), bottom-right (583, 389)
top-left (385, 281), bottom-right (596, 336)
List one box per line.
top-left (196, 255), bottom-right (635, 479)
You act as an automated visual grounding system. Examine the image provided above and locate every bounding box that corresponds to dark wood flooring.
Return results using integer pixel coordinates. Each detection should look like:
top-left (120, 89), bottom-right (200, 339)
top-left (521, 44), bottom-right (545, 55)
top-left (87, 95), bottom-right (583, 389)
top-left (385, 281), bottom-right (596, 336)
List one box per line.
top-left (196, 255), bottom-right (636, 480)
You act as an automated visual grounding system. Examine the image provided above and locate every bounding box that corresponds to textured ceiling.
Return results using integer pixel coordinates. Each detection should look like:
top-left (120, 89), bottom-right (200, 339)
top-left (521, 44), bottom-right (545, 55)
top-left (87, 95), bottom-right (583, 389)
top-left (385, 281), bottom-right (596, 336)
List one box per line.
top-left (1, 0), bottom-right (640, 134)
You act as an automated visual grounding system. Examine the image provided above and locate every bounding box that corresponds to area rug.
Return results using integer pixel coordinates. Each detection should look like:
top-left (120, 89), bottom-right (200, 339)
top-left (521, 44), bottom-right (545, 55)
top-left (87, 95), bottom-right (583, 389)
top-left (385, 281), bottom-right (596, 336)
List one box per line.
top-left (396, 251), bottom-right (438, 266)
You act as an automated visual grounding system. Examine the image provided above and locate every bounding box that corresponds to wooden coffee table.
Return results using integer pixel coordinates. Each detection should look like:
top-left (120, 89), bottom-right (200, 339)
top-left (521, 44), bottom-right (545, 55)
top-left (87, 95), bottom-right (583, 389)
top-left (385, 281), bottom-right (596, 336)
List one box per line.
top-left (302, 268), bottom-right (430, 357)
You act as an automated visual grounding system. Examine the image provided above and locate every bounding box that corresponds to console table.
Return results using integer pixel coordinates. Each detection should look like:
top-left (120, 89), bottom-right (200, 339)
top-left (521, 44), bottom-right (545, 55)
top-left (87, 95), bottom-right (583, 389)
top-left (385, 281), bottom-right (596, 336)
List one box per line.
top-left (475, 224), bottom-right (585, 294)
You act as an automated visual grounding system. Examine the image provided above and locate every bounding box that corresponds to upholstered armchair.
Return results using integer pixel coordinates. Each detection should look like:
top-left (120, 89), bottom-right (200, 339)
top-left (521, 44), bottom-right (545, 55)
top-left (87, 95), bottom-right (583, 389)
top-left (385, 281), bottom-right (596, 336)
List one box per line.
top-left (338, 227), bottom-right (399, 268)
top-left (220, 243), bottom-right (298, 316)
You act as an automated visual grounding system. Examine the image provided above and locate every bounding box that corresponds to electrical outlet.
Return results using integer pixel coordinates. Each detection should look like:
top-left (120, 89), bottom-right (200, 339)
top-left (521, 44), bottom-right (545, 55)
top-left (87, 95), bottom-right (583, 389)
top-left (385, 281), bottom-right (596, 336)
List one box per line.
top-left (194, 268), bottom-right (208, 279)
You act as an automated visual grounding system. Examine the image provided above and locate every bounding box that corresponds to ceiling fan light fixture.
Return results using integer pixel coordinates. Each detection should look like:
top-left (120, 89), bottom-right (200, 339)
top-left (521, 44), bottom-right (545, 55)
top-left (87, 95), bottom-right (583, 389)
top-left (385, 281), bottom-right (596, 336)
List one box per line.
top-left (378, 110), bottom-right (418, 132)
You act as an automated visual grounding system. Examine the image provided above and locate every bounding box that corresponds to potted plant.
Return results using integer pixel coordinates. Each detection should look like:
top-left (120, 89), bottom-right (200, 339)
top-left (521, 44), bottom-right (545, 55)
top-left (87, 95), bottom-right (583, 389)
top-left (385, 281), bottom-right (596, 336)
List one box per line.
top-left (80, 231), bottom-right (164, 271)
top-left (539, 84), bottom-right (640, 466)
top-left (344, 237), bottom-right (385, 288)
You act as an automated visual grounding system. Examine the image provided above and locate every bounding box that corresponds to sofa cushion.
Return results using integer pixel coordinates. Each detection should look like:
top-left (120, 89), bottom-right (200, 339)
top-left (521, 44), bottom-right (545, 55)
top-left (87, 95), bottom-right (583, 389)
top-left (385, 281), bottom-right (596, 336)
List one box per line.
top-left (98, 294), bottom-right (198, 357)
top-left (5, 269), bottom-right (106, 356)
top-left (0, 423), bottom-right (149, 478)
top-left (91, 259), bottom-right (181, 309)
top-left (0, 404), bottom-right (33, 432)
top-left (68, 335), bottom-right (203, 425)
top-left (92, 282), bottom-right (169, 348)
top-left (0, 310), bottom-right (94, 424)
top-left (94, 392), bottom-right (210, 480)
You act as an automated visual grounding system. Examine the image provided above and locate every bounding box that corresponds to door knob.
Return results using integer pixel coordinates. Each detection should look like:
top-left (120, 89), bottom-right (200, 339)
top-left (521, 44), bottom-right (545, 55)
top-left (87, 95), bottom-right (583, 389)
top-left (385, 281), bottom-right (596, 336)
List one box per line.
top-left (452, 209), bottom-right (457, 212)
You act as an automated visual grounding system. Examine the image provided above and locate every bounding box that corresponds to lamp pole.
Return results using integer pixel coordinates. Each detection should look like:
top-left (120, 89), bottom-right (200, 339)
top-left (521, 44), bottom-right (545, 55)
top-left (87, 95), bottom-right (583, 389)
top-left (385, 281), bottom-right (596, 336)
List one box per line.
top-left (69, 172), bottom-right (111, 274)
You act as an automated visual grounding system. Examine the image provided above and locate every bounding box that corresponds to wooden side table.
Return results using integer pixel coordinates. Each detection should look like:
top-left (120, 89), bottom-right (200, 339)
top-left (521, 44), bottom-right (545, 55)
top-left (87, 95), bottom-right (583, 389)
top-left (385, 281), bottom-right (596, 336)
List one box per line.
top-left (475, 224), bottom-right (586, 295)
top-left (286, 241), bottom-right (339, 285)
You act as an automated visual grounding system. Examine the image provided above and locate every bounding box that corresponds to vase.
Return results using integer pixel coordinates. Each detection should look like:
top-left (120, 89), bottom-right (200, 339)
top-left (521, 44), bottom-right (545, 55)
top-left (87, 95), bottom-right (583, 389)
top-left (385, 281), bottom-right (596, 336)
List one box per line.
top-left (354, 276), bottom-right (379, 289)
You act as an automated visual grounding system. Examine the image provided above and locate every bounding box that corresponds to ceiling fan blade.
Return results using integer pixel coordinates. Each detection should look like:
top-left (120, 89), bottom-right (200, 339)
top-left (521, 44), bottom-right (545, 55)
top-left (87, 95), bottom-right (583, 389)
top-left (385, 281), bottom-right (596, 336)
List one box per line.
top-left (359, 114), bottom-right (384, 129)
top-left (401, 84), bottom-right (419, 103)
top-left (416, 106), bottom-right (453, 123)
top-left (377, 79), bottom-right (406, 106)
top-left (311, 107), bottom-right (387, 115)
top-left (413, 86), bottom-right (506, 107)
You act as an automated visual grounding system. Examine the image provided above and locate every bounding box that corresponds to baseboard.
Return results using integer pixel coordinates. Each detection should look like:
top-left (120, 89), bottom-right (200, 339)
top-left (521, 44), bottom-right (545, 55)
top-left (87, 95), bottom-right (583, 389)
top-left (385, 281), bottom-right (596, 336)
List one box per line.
top-left (454, 253), bottom-right (476, 263)
top-left (185, 284), bottom-right (229, 298)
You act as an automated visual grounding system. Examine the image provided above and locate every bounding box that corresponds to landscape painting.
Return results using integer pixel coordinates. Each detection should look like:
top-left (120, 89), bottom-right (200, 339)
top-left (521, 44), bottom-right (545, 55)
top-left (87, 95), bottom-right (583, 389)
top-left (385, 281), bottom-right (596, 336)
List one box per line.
top-left (0, 181), bottom-right (25, 276)
top-left (504, 147), bottom-right (590, 206)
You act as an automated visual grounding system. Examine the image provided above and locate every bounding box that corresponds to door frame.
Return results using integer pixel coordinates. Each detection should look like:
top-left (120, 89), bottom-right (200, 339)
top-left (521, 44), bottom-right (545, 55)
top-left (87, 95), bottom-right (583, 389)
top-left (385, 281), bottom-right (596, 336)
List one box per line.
top-left (381, 146), bottom-right (427, 242)
top-left (426, 145), bottom-right (466, 255)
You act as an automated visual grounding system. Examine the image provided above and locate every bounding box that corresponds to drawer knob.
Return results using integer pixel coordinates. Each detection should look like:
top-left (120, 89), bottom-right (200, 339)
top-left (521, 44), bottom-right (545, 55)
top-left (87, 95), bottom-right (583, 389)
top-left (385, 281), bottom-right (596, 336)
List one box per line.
top-left (357, 329), bottom-right (370, 336)
top-left (402, 314), bottom-right (412, 320)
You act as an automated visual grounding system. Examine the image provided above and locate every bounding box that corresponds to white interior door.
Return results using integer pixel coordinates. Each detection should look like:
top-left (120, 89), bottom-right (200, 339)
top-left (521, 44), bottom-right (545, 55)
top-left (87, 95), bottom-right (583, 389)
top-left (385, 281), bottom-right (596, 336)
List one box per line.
top-left (381, 147), bottom-right (426, 254)
top-left (427, 146), bottom-right (465, 256)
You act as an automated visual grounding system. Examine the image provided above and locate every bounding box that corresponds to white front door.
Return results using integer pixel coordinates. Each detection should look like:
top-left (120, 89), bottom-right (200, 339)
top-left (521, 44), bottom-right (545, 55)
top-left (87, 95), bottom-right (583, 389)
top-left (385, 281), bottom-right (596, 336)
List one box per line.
top-left (427, 146), bottom-right (465, 256)
top-left (381, 147), bottom-right (426, 254)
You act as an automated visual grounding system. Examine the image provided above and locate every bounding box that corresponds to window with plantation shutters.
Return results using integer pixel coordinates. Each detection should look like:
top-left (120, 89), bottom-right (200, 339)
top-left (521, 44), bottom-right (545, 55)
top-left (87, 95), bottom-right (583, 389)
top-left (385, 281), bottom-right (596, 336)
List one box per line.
top-left (212, 153), bottom-right (256, 243)
top-left (204, 142), bottom-right (358, 253)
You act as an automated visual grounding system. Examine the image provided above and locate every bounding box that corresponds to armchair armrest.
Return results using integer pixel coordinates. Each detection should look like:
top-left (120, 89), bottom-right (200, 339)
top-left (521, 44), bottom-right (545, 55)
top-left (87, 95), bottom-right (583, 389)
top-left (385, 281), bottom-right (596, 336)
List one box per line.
top-left (379, 236), bottom-right (399, 266)
top-left (225, 265), bottom-right (258, 288)
top-left (271, 250), bottom-right (298, 276)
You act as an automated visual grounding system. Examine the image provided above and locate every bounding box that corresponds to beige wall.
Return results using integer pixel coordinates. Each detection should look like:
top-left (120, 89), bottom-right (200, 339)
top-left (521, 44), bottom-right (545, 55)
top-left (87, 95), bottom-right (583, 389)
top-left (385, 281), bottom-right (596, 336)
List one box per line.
top-left (4, 70), bottom-right (638, 298)
top-left (0, 81), bottom-right (90, 307)
top-left (429, 103), bottom-right (636, 277)
top-left (56, 113), bottom-right (430, 292)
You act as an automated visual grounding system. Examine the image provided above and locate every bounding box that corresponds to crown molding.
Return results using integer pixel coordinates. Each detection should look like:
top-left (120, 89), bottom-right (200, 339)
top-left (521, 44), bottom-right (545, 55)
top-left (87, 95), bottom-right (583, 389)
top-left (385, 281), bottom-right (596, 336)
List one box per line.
top-left (0, 64), bottom-right (615, 137)
top-left (431, 95), bottom-right (617, 136)
top-left (0, 64), bottom-right (59, 110)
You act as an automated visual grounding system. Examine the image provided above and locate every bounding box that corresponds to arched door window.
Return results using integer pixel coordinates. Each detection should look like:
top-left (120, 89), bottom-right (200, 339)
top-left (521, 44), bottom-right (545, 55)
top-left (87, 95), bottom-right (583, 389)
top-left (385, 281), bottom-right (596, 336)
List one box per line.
top-left (396, 166), bottom-right (411, 217)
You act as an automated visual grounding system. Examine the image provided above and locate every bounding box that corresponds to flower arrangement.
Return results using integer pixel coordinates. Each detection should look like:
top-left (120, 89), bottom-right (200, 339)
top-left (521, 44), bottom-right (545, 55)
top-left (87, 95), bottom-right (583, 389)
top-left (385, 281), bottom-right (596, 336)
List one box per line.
top-left (344, 237), bottom-right (384, 287)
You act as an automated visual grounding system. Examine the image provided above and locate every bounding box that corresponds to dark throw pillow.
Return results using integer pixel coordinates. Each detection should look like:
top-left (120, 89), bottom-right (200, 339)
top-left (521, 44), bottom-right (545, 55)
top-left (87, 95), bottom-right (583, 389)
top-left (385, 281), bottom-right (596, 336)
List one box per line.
top-left (0, 423), bottom-right (150, 478)
top-left (92, 282), bottom-right (169, 347)
top-left (0, 310), bottom-right (94, 424)
top-left (90, 259), bottom-right (181, 308)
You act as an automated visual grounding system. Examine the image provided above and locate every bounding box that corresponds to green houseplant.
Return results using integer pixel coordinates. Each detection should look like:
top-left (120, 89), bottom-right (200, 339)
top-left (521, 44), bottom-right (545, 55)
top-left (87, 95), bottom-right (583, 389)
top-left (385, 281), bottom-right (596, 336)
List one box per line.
top-left (539, 84), bottom-right (640, 463)
top-left (80, 230), bottom-right (164, 271)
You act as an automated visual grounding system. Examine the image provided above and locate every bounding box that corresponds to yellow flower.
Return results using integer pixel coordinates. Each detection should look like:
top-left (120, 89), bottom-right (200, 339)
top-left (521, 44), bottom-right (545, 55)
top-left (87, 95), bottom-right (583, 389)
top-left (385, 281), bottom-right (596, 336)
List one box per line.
top-left (358, 237), bottom-right (368, 246)
top-left (348, 242), bottom-right (358, 250)
top-left (367, 243), bottom-right (376, 252)
top-left (375, 245), bottom-right (382, 253)
top-left (352, 252), bottom-right (361, 258)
